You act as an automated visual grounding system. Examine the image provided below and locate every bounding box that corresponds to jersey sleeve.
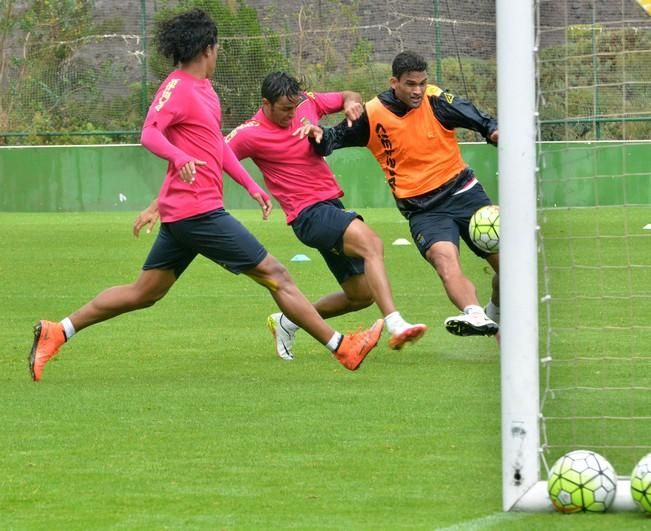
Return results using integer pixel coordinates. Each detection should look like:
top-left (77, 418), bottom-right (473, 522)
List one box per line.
top-left (224, 123), bottom-right (255, 160)
top-left (222, 141), bottom-right (268, 200)
top-left (428, 86), bottom-right (498, 144)
top-left (140, 79), bottom-right (193, 169)
top-left (309, 91), bottom-right (345, 118)
top-left (310, 112), bottom-right (370, 156)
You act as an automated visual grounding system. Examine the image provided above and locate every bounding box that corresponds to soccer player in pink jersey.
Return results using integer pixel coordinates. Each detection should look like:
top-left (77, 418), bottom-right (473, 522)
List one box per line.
top-left (225, 72), bottom-right (427, 361)
top-left (28, 9), bottom-right (383, 382)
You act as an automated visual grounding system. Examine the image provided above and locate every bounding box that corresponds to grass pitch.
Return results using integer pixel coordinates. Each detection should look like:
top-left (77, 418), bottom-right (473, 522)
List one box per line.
top-left (0, 208), bottom-right (648, 529)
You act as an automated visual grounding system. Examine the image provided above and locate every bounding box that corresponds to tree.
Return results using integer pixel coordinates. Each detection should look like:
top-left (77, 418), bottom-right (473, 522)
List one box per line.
top-left (152, 0), bottom-right (289, 130)
top-left (0, 0), bottom-right (101, 144)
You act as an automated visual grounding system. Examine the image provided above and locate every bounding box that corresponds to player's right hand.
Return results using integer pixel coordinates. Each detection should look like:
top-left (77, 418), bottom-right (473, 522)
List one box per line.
top-left (343, 100), bottom-right (363, 126)
top-left (252, 192), bottom-right (273, 220)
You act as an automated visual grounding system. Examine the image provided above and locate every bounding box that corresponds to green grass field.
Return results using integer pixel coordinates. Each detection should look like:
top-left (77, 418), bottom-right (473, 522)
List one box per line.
top-left (1, 208), bottom-right (649, 530)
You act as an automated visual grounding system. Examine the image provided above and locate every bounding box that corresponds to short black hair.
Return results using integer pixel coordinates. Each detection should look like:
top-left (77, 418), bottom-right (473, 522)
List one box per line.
top-left (156, 9), bottom-right (218, 65)
top-left (392, 51), bottom-right (428, 79)
top-left (261, 72), bottom-right (304, 104)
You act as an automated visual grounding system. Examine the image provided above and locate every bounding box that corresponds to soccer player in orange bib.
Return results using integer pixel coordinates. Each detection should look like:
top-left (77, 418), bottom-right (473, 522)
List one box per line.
top-left (304, 51), bottom-right (500, 338)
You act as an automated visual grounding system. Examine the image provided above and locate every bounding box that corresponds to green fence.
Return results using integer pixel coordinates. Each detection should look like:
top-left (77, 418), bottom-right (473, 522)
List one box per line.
top-left (1, 142), bottom-right (649, 213)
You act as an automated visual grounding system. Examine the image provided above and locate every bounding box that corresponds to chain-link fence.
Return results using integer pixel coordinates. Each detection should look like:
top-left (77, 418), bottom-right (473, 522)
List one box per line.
top-left (1, 0), bottom-right (650, 144)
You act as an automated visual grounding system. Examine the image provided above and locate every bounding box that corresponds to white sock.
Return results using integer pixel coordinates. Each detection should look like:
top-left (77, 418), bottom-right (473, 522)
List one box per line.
top-left (485, 301), bottom-right (500, 324)
top-left (280, 314), bottom-right (299, 333)
top-left (463, 304), bottom-right (484, 315)
top-left (326, 332), bottom-right (343, 352)
top-left (61, 317), bottom-right (75, 341)
top-left (384, 311), bottom-right (409, 334)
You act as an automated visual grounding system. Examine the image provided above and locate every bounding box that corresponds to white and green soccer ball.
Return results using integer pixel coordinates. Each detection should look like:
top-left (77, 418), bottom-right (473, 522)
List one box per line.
top-left (547, 450), bottom-right (617, 513)
top-left (468, 205), bottom-right (500, 254)
top-left (631, 453), bottom-right (651, 513)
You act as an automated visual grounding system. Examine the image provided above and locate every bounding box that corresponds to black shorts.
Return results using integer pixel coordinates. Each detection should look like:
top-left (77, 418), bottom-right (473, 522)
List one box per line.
top-left (290, 199), bottom-right (365, 284)
top-left (143, 208), bottom-right (267, 277)
top-left (406, 173), bottom-right (494, 259)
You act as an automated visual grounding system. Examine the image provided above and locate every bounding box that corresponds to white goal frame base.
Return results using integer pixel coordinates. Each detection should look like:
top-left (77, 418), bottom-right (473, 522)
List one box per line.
top-left (511, 480), bottom-right (638, 512)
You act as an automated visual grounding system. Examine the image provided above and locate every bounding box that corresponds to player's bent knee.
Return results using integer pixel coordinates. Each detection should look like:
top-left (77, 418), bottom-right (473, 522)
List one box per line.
top-left (248, 255), bottom-right (292, 292)
top-left (262, 256), bottom-right (289, 278)
top-left (352, 237), bottom-right (384, 261)
top-left (429, 249), bottom-right (460, 276)
top-left (270, 267), bottom-right (293, 290)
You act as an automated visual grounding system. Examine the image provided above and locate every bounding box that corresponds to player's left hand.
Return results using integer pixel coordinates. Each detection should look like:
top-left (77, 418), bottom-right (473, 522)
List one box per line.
top-left (133, 200), bottom-right (160, 237)
top-left (252, 193), bottom-right (273, 220)
top-left (343, 100), bottom-right (363, 126)
top-left (178, 159), bottom-right (206, 184)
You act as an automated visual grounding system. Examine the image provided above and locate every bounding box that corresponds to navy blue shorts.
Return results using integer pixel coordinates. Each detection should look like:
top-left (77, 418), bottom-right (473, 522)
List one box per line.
top-left (406, 175), bottom-right (493, 259)
top-left (290, 199), bottom-right (365, 284)
top-left (143, 208), bottom-right (267, 277)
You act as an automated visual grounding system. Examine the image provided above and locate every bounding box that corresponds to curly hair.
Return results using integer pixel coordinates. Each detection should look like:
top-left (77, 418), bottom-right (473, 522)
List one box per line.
top-left (261, 72), bottom-right (305, 104)
top-left (392, 51), bottom-right (428, 79)
top-left (156, 9), bottom-right (218, 65)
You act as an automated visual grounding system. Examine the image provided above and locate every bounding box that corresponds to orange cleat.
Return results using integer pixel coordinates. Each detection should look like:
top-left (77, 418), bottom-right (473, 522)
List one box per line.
top-left (388, 323), bottom-right (428, 350)
top-left (29, 320), bottom-right (65, 382)
top-left (334, 318), bottom-right (383, 371)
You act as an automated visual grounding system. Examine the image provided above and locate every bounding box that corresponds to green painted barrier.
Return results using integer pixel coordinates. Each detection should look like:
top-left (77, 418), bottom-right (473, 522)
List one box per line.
top-left (538, 142), bottom-right (651, 207)
top-left (1, 142), bottom-right (649, 212)
top-left (0, 146), bottom-right (163, 213)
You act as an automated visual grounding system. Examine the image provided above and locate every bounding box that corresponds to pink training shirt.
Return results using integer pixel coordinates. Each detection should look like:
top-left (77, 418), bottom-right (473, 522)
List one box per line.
top-left (226, 92), bottom-right (344, 223)
top-left (141, 69), bottom-right (266, 222)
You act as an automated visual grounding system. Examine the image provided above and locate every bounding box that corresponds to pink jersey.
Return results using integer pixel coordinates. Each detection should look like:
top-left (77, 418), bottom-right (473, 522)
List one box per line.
top-left (226, 92), bottom-right (344, 223)
top-left (141, 70), bottom-right (265, 223)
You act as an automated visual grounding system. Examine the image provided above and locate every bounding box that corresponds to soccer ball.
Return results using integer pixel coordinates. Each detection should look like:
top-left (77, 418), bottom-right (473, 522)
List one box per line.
top-left (547, 450), bottom-right (617, 513)
top-left (468, 205), bottom-right (500, 253)
top-left (631, 453), bottom-right (651, 513)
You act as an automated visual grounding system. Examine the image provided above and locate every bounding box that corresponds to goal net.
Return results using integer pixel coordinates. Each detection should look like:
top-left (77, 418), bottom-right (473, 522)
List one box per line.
top-left (536, 0), bottom-right (651, 504)
top-left (501, 0), bottom-right (651, 511)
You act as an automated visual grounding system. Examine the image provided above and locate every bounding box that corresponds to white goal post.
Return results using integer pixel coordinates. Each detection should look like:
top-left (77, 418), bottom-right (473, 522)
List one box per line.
top-left (497, 0), bottom-right (638, 512)
top-left (496, 0), bottom-right (541, 512)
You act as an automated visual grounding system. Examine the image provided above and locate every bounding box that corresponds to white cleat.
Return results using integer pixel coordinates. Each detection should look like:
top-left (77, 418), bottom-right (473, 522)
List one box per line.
top-left (266, 313), bottom-right (296, 361)
top-left (444, 312), bottom-right (499, 337)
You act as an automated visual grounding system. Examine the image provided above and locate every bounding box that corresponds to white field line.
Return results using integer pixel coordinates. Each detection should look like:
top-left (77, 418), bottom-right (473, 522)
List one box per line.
top-left (434, 511), bottom-right (532, 531)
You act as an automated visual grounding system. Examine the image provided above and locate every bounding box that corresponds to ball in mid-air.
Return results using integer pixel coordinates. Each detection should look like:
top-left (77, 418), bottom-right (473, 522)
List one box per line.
top-left (631, 453), bottom-right (651, 513)
top-left (469, 205), bottom-right (500, 253)
top-left (547, 450), bottom-right (617, 513)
